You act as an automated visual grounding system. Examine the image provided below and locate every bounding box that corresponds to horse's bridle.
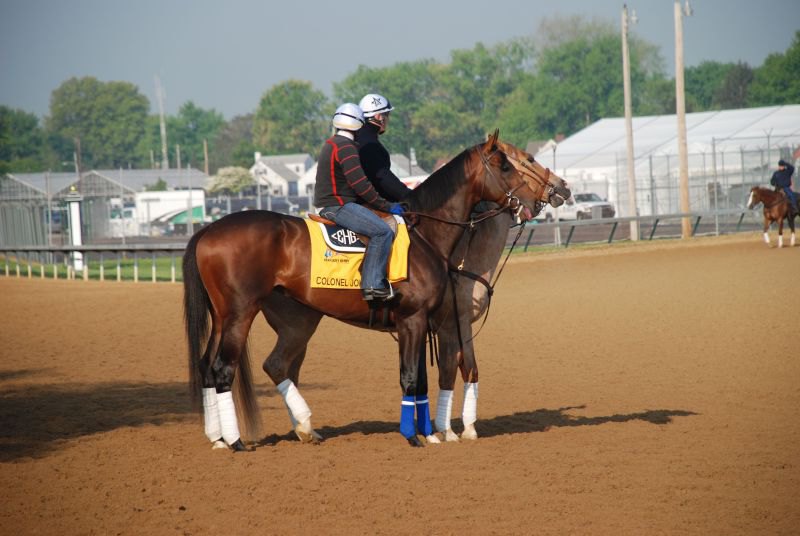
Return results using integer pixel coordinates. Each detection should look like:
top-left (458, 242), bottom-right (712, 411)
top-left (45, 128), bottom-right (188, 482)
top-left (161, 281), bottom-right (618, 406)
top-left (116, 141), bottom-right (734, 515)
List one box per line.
top-left (478, 146), bottom-right (555, 218)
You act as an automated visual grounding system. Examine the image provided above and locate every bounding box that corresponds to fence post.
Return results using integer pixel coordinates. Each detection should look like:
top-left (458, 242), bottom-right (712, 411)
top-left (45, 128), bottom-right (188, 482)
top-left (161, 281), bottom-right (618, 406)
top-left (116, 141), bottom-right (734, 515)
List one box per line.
top-left (151, 251), bottom-right (156, 283)
top-left (171, 253), bottom-right (176, 283)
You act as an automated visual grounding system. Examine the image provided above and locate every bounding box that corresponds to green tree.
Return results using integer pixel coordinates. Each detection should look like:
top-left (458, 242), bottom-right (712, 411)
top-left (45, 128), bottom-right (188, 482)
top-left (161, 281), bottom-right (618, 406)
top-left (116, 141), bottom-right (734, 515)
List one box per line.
top-left (0, 106), bottom-right (47, 172)
top-left (748, 30), bottom-right (800, 106)
top-left (45, 76), bottom-right (149, 169)
top-left (334, 60), bottom-right (440, 164)
top-left (685, 61), bottom-right (733, 110)
top-left (170, 101), bottom-right (224, 169)
top-left (714, 62), bottom-right (753, 109)
top-left (207, 166), bottom-right (254, 194)
top-left (209, 114), bottom-right (256, 172)
top-left (144, 177), bottom-right (167, 191)
top-left (253, 80), bottom-right (329, 157)
top-left (497, 18), bottom-right (666, 145)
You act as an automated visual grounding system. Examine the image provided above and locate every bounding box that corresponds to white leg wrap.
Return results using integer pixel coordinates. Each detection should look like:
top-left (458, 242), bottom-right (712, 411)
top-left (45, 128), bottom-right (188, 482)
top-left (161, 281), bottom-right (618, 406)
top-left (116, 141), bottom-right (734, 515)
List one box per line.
top-left (435, 390), bottom-right (454, 433)
top-left (277, 379), bottom-right (311, 425)
top-left (216, 391), bottom-right (241, 446)
top-left (283, 399), bottom-right (299, 429)
top-left (791, 233), bottom-right (796, 247)
top-left (462, 382), bottom-right (479, 427)
top-left (763, 232), bottom-right (770, 245)
top-left (202, 388), bottom-right (222, 442)
top-left (778, 235), bottom-right (784, 248)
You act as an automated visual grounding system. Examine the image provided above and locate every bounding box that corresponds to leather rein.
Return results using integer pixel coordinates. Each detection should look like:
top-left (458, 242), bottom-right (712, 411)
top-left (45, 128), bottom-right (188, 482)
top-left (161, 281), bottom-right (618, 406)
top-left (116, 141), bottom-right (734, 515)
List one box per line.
top-left (402, 146), bottom-right (554, 361)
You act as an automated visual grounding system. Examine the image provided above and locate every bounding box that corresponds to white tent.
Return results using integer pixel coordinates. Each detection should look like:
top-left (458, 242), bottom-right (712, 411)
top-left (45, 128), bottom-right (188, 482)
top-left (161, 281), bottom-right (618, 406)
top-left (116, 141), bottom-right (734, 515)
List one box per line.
top-left (535, 105), bottom-right (800, 216)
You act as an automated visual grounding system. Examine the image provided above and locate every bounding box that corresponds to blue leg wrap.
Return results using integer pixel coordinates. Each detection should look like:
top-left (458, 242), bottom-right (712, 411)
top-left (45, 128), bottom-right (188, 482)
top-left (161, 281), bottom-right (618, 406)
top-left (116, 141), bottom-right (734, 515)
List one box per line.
top-left (415, 395), bottom-right (432, 436)
top-left (400, 396), bottom-right (416, 438)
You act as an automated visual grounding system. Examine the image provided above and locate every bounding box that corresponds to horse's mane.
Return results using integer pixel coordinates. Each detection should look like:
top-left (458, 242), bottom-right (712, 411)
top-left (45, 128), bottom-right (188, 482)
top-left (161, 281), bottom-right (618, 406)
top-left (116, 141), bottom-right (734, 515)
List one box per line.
top-left (405, 146), bottom-right (476, 213)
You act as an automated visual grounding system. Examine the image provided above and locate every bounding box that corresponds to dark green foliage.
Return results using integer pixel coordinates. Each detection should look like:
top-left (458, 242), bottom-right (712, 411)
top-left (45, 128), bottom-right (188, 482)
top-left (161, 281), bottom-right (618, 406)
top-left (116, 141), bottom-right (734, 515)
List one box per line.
top-left (3, 22), bottom-right (797, 175)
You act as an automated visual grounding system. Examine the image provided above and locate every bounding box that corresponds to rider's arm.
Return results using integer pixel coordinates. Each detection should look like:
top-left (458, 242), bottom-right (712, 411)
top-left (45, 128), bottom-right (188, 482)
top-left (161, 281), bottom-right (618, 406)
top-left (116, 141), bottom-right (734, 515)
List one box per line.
top-left (338, 141), bottom-right (391, 211)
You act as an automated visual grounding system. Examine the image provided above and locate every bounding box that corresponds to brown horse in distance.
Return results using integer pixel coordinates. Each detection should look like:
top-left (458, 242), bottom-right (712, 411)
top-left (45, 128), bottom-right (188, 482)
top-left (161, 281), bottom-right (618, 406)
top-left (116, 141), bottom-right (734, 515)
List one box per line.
top-left (183, 131), bottom-right (570, 450)
top-left (747, 186), bottom-right (797, 247)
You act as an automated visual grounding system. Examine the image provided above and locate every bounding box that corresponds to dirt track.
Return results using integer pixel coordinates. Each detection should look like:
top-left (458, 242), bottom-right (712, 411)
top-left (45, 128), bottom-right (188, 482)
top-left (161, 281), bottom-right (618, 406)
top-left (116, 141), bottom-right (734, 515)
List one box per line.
top-left (1, 233), bottom-right (798, 535)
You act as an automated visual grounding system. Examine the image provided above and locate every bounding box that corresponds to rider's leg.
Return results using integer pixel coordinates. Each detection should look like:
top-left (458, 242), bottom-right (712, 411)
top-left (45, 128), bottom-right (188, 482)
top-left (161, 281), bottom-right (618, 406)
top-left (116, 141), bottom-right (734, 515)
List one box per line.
top-left (326, 203), bottom-right (394, 297)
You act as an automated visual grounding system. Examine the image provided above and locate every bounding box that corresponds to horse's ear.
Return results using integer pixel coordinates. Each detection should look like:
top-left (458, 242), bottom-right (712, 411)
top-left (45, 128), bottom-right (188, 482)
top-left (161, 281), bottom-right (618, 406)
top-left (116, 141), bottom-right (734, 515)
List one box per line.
top-left (483, 129), bottom-right (499, 153)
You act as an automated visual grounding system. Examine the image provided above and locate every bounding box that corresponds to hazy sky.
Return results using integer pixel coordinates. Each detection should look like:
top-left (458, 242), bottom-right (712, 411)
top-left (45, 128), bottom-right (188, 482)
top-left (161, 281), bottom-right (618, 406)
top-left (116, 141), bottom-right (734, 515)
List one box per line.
top-left (1, 0), bottom-right (797, 120)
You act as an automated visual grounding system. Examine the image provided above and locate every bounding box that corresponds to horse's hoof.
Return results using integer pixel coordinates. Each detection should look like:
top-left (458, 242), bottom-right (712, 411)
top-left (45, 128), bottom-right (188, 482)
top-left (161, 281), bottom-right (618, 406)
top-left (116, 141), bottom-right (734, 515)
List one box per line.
top-left (461, 425), bottom-right (478, 441)
top-left (425, 434), bottom-right (441, 444)
top-left (295, 430), bottom-right (320, 444)
top-left (229, 439), bottom-right (254, 452)
top-left (444, 429), bottom-right (460, 442)
top-left (211, 440), bottom-right (227, 450)
top-left (294, 420), bottom-right (321, 444)
top-left (406, 435), bottom-right (425, 447)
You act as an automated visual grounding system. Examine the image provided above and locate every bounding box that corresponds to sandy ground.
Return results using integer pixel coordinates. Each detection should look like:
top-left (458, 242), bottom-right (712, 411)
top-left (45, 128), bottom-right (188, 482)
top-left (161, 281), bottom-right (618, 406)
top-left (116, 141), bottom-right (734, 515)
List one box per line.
top-left (1, 232), bottom-right (798, 535)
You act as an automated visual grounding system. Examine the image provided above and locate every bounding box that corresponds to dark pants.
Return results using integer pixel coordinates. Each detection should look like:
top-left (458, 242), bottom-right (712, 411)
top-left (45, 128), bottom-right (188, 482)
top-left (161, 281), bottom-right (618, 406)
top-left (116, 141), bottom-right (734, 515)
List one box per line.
top-left (782, 187), bottom-right (798, 211)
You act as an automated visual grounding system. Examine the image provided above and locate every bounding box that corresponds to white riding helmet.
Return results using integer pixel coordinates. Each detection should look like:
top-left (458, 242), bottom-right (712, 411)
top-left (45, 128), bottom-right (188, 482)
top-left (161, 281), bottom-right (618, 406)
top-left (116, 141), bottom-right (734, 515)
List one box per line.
top-left (332, 103), bottom-right (364, 131)
top-left (359, 93), bottom-right (394, 118)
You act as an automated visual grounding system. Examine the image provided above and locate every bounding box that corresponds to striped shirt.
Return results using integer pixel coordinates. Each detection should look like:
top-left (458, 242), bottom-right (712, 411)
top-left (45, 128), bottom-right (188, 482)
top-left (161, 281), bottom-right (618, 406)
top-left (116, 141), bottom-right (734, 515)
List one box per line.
top-left (314, 134), bottom-right (391, 211)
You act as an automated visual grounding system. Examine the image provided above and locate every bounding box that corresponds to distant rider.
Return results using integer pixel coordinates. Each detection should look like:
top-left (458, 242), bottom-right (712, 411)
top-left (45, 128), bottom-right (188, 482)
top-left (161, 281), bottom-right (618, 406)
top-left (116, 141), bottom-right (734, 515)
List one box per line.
top-left (770, 159), bottom-right (797, 215)
top-left (314, 103), bottom-right (403, 301)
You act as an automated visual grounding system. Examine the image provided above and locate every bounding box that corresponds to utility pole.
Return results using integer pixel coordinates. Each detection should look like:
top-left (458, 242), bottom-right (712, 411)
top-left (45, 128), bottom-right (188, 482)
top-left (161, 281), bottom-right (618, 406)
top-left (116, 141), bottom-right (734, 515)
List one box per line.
top-left (155, 75), bottom-right (169, 169)
top-left (622, 4), bottom-right (639, 240)
top-left (176, 144), bottom-right (182, 171)
top-left (674, 0), bottom-right (693, 238)
top-left (203, 139), bottom-right (210, 176)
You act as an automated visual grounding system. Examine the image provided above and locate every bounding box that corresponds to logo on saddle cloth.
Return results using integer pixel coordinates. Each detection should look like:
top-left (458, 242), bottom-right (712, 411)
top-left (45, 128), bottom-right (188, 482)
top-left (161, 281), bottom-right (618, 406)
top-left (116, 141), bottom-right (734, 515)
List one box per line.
top-left (303, 218), bottom-right (410, 289)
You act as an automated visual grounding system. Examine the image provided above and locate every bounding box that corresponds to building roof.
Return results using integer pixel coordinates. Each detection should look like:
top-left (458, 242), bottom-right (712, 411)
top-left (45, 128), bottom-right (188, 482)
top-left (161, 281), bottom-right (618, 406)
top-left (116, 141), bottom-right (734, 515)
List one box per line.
top-left (3, 168), bottom-right (210, 200)
top-left (389, 153), bottom-right (428, 177)
top-left (534, 104), bottom-right (800, 173)
top-left (251, 153), bottom-right (314, 183)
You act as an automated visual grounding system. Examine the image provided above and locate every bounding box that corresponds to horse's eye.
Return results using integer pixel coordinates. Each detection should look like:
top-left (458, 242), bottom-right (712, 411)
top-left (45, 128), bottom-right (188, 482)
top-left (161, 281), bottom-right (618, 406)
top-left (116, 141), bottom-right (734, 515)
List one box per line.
top-left (501, 162), bottom-right (510, 172)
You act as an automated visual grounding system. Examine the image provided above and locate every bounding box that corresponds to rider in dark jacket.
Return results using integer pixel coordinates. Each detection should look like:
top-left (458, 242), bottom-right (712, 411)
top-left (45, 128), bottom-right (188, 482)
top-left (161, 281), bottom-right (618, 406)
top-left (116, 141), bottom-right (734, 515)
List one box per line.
top-left (770, 159), bottom-right (797, 215)
top-left (355, 93), bottom-right (412, 203)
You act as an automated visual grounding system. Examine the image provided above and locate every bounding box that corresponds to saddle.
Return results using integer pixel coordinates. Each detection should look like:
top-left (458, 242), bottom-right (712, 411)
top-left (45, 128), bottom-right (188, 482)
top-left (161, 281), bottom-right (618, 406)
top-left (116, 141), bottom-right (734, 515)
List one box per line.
top-left (308, 212), bottom-right (400, 252)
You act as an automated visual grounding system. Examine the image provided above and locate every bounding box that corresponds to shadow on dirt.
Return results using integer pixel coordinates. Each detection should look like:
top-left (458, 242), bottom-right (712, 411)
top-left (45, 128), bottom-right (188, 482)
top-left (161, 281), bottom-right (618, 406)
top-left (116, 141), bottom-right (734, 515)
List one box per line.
top-left (257, 404), bottom-right (698, 446)
top-left (0, 375), bottom-right (337, 461)
top-left (475, 405), bottom-right (698, 438)
top-left (0, 380), bottom-right (194, 462)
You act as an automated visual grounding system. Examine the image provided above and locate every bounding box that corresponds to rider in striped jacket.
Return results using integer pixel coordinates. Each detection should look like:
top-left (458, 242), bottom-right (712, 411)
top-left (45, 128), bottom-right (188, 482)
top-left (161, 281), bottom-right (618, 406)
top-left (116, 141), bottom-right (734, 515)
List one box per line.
top-left (314, 103), bottom-right (403, 301)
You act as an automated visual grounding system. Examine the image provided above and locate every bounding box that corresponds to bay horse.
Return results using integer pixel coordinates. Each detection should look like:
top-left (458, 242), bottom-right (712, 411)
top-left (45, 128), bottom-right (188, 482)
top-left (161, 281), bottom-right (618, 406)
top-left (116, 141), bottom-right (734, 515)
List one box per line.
top-left (747, 186), bottom-right (797, 247)
top-left (183, 131), bottom-right (569, 450)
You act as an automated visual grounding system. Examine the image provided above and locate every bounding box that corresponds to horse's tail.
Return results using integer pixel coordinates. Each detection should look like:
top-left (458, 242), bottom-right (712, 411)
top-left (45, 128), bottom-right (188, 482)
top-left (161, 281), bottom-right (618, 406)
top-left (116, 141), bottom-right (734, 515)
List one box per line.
top-left (182, 226), bottom-right (262, 440)
top-left (183, 229), bottom-right (210, 411)
top-left (234, 340), bottom-right (263, 441)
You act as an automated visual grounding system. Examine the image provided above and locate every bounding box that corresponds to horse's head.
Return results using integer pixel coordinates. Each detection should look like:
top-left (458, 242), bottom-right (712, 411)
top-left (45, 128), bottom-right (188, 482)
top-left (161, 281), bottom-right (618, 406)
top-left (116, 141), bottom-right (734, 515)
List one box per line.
top-left (476, 130), bottom-right (571, 221)
top-left (747, 187), bottom-right (761, 209)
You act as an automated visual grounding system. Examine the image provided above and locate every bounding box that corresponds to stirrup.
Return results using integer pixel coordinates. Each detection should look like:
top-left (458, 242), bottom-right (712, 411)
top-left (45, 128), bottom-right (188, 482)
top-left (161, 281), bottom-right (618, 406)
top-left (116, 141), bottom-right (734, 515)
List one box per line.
top-left (362, 284), bottom-right (394, 301)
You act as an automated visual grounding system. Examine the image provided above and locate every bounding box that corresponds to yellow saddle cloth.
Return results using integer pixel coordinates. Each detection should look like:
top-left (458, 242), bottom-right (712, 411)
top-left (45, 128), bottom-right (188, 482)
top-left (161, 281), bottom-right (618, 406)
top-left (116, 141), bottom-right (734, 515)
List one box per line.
top-left (303, 218), bottom-right (410, 289)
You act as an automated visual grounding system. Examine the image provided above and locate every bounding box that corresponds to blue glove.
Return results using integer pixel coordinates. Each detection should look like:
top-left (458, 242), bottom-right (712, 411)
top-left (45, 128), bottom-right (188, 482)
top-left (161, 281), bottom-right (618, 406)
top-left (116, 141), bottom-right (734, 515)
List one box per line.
top-left (388, 203), bottom-right (404, 216)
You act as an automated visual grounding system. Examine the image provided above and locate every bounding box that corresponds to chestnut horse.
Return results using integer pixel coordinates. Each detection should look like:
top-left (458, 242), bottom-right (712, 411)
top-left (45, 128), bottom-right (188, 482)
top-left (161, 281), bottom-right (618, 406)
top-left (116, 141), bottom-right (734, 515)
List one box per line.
top-left (747, 186), bottom-right (797, 247)
top-left (183, 131), bottom-right (569, 450)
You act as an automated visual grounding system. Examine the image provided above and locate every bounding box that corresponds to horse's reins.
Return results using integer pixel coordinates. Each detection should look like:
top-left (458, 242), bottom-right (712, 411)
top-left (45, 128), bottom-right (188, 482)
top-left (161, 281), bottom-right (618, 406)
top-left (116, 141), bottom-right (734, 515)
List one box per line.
top-left (404, 146), bottom-right (553, 363)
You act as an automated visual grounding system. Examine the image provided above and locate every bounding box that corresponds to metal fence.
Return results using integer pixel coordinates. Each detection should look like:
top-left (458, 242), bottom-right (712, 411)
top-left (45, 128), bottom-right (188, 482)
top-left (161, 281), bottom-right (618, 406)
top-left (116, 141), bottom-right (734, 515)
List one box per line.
top-left (1, 208), bottom-right (776, 284)
top-left (552, 135), bottom-right (795, 219)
